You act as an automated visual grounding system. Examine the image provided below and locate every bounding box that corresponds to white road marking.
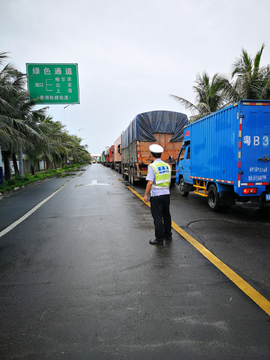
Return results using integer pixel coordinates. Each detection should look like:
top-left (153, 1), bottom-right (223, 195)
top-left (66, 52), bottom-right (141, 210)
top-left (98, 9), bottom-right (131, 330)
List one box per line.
top-left (0, 175), bottom-right (78, 239)
top-left (86, 180), bottom-right (109, 186)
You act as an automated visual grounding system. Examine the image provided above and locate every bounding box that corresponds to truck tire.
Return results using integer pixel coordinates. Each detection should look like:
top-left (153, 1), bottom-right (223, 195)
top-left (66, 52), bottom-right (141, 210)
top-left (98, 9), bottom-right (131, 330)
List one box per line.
top-left (122, 165), bottom-right (126, 179)
top-left (207, 184), bottom-right (219, 212)
top-left (179, 177), bottom-right (189, 197)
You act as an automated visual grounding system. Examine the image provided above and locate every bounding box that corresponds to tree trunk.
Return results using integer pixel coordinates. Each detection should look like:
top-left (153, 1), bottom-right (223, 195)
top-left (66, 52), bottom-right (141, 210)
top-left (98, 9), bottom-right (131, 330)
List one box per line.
top-left (2, 150), bottom-right (11, 181)
top-left (12, 153), bottom-right (19, 177)
top-left (45, 156), bottom-right (50, 171)
top-left (61, 155), bottom-right (65, 168)
top-left (30, 158), bottom-right (37, 175)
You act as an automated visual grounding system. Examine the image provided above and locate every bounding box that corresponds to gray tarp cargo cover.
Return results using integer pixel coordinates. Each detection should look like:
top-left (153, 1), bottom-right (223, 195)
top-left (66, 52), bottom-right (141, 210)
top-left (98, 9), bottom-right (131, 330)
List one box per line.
top-left (122, 110), bottom-right (188, 149)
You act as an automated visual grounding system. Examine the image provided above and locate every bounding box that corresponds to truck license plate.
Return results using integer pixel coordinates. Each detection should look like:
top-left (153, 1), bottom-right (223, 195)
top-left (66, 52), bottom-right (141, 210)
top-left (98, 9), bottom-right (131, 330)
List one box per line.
top-left (266, 194), bottom-right (270, 201)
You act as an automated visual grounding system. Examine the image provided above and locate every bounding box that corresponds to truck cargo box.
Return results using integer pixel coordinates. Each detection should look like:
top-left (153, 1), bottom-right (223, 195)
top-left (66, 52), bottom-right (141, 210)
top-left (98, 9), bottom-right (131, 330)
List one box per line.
top-left (176, 100), bottom-right (270, 211)
top-left (121, 110), bottom-right (188, 184)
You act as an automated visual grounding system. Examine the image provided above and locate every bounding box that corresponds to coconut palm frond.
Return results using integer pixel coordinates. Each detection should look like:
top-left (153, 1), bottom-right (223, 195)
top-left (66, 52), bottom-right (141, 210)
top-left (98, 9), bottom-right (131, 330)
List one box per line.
top-left (170, 94), bottom-right (199, 115)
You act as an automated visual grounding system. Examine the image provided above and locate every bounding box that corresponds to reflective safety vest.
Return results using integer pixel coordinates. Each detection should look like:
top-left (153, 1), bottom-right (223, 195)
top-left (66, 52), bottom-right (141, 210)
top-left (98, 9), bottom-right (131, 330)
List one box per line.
top-left (149, 161), bottom-right (171, 189)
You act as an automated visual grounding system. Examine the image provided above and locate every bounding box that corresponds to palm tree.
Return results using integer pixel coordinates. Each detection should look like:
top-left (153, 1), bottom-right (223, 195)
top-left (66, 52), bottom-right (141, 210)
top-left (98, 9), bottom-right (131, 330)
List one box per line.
top-left (0, 52), bottom-right (46, 179)
top-left (225, 43), bottom-right (270, 102)
top-left (170, 72), bottom-right (228, 122)
top-left (36, 120), bottom-right (90, 169)
top-left (25, 116), bottom-right (65, 173)
top-left (0, 54), bottom-right (26, 151)
top-left (0, 56), bottom-right (31, 179)
top-left (65, 134), bottom-right (90, 164)
top-left (9, 91), bottom-right (48, 175)
top-left (260, 64), bottom-right (270, 99)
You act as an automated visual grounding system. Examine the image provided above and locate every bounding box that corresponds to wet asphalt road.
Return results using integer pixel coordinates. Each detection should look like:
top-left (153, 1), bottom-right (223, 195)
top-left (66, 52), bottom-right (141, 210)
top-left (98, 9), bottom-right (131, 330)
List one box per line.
top-left (0, 164), bottom-right (270, 359)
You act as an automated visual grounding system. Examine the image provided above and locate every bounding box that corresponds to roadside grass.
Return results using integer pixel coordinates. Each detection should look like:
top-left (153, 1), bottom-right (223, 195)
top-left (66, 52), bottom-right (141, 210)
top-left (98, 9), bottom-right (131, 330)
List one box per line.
top-left (0, 164), bottom-right (87, 193)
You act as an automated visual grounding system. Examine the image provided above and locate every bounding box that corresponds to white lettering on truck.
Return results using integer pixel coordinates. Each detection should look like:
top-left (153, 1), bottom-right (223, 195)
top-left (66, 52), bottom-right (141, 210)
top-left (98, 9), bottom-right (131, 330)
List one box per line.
top-left (243, 136), bottom-right (251, 146)
top-left (243, 135), bottom-right (269, 147)
top-left (254, 136), bottom-right (260, 146)
top-left (263, 135), bottom-right (269, 147)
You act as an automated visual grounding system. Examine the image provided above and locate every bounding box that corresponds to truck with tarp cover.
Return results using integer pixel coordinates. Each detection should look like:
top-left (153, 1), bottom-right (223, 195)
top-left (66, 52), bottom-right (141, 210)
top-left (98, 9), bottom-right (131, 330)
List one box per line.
top-left (176, 100), bottom-right (270, 211)
top-left (121, 110), bottom-right (188, 184)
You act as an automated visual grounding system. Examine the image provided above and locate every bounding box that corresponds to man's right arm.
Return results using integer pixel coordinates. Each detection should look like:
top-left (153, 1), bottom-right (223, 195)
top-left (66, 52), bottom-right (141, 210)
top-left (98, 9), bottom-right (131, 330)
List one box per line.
top-left (144, 180), bottom-right (153, 203)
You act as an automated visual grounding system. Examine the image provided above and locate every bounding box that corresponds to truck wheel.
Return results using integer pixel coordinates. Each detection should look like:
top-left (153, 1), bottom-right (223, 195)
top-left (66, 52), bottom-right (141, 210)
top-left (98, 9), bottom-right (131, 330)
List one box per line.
top-left (180, 177), bottom-right (189, 197)
top-left (122, 166), bottom-right (126, 179)
top-left (207, 184), bottom-right (219, 212)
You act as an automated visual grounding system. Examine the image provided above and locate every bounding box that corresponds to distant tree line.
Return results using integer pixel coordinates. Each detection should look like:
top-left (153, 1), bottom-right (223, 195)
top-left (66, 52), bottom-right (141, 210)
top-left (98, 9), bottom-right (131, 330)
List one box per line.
top-left (0, 52), bottom-right (91, 180)
top-left (171, 44), bottom-right (270, 122)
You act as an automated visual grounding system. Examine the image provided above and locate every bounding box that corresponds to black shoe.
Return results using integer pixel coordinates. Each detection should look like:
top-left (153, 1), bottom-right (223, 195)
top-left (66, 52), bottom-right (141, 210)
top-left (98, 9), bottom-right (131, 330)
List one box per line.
top-left (149, 239), bottom-right (163, 246)
top-left (164, 235), bottom-right (172, 240)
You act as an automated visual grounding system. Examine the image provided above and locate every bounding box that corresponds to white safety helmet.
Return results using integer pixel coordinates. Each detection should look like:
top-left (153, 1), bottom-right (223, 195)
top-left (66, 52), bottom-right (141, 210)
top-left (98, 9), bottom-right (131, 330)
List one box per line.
top-left (149, 144), bottom-right (164, 153)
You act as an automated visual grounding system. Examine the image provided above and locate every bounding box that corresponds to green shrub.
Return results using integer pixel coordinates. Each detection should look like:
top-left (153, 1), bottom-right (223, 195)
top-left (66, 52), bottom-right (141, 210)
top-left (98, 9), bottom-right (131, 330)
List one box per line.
top-left (0, 163), bottom-right (87, 193)
top-left (7, 179), bottom-right (16, 186)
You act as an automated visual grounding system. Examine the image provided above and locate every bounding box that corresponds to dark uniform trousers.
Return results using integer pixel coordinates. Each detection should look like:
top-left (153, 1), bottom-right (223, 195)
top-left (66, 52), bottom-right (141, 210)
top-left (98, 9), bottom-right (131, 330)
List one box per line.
top-left (150, 194), bottom-right (171, 242)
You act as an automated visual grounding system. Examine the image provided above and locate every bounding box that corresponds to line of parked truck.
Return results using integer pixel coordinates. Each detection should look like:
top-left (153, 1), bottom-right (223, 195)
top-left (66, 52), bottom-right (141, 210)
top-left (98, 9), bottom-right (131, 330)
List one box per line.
top-left (100, 102), bottom-right (270, 211)
top-left (101, 110), bottom-right (188, 185)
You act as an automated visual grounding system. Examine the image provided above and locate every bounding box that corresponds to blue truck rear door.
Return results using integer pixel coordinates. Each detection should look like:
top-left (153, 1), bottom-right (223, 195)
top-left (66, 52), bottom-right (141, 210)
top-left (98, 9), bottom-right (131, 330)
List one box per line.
top-left (240, 102), bottom-right (270, 186)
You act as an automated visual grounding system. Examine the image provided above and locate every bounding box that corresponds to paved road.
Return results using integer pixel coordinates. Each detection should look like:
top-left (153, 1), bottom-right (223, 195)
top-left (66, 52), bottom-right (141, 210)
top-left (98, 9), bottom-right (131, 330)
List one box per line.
top-left (133, 175), bottom-right (270, 307)
top-left (0, 164), bottom-right (270, 359)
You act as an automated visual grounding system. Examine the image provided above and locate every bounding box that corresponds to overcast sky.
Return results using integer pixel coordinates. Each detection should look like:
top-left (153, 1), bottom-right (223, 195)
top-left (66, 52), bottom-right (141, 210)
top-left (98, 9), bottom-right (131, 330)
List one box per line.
top-left (1, 0), bottom-right (270, 154)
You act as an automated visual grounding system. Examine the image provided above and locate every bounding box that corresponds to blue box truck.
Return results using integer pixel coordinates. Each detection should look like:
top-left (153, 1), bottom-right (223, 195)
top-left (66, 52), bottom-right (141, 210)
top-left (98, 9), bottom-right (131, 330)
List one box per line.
top-left (176, 100), bottom-right (270, 211)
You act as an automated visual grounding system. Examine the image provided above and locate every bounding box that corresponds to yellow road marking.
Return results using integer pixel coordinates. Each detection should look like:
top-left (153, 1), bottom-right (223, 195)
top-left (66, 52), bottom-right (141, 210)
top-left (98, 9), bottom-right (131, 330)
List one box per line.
top-left (127, 185), bottom-right (270, 316)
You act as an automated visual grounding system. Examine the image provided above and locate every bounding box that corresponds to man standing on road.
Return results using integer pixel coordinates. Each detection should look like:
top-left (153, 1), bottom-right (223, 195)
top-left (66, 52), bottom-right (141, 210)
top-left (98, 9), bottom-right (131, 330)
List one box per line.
top-left (143, 144), bottom-right (172, 246)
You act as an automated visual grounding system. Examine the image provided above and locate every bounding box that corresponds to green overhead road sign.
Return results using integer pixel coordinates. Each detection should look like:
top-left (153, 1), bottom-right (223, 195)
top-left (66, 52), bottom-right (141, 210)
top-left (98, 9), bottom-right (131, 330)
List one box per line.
top-left (26, 63), bottom-right (80, 104)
